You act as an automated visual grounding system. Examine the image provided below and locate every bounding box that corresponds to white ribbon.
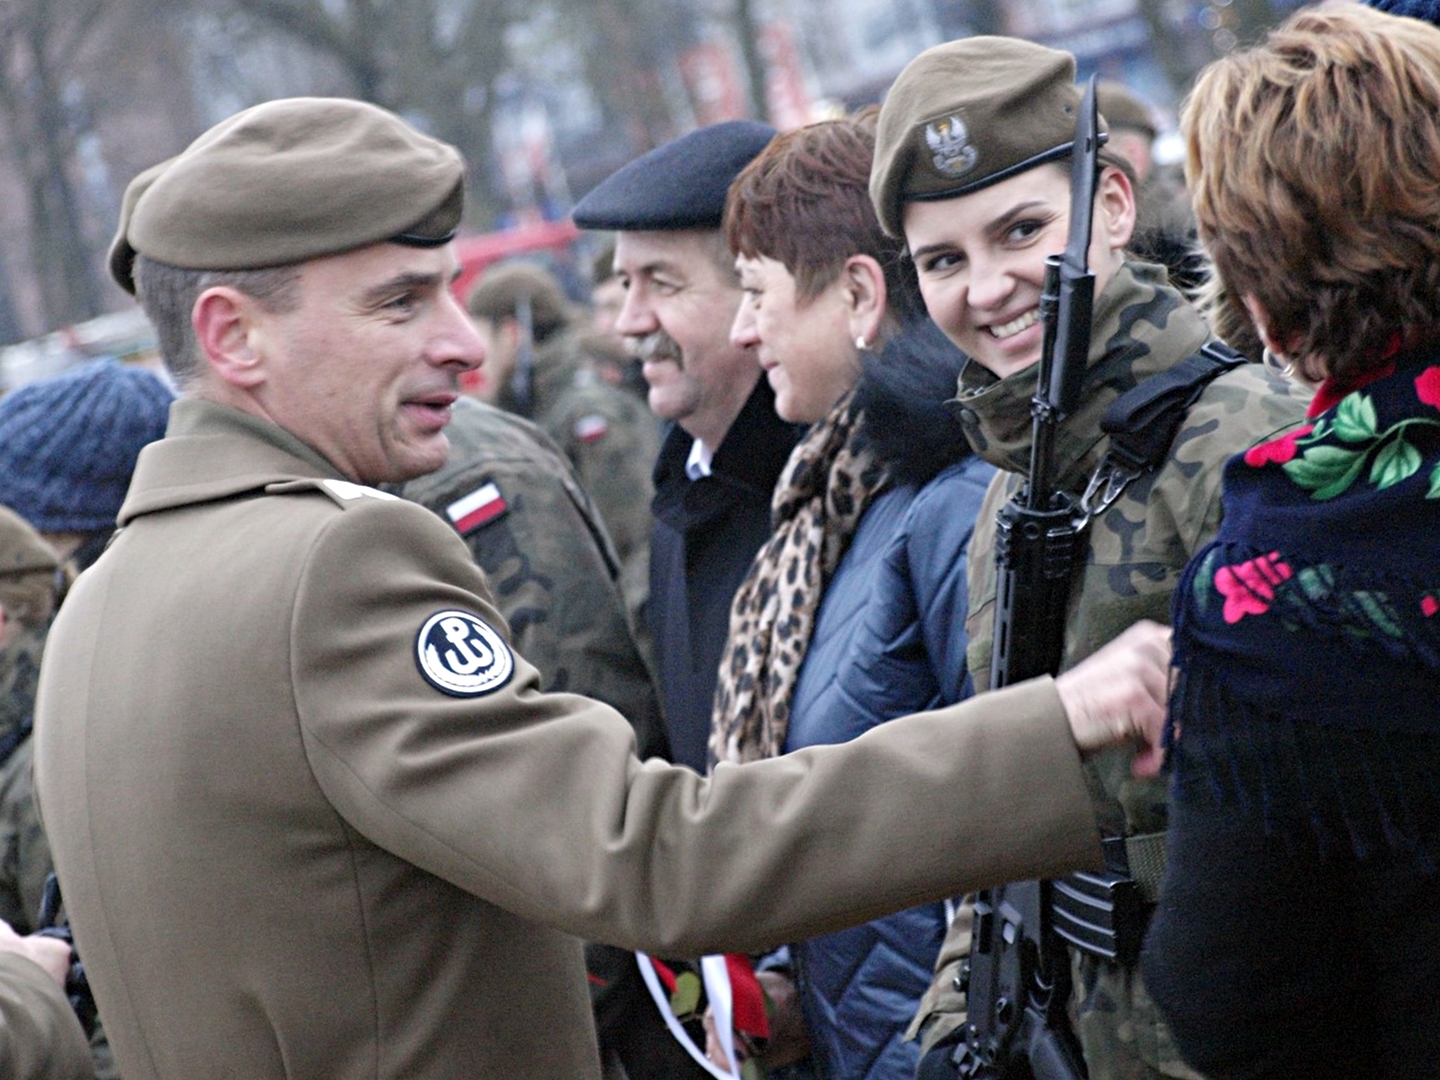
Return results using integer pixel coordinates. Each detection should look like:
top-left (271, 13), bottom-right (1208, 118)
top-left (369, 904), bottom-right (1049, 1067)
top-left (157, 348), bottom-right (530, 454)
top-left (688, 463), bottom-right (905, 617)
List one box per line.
top-left (634, 952), bottom-right (742, 1080)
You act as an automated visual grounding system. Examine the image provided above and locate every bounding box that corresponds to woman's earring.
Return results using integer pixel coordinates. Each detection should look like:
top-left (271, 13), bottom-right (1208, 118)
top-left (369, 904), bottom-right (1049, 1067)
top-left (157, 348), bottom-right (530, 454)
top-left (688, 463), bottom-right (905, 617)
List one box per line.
top-left (855, 335), bottom-right (870, 352)
top-left (1262, 346), bottom-right (1294, 379)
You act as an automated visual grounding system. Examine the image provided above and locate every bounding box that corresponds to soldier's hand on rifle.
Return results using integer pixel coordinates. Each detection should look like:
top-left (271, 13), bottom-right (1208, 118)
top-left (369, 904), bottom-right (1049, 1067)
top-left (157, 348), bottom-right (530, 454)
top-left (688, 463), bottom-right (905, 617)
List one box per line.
top-left (1054, 620), bottom-right (1171, 777)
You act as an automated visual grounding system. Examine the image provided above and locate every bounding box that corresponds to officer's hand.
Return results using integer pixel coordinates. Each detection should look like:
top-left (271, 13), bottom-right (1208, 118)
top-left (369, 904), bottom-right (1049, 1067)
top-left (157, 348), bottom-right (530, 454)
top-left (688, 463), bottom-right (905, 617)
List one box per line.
top-left (1054, 620), bottom-right (1171, 777)
top-left (0, 917), bottom-right (69, 988)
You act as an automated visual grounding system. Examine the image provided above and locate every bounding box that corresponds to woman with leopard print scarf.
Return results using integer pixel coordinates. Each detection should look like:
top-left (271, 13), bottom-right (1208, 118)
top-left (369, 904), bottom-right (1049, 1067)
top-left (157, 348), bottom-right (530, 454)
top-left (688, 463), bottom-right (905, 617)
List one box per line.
top-left (696, 110), bottom-right (994, 1080)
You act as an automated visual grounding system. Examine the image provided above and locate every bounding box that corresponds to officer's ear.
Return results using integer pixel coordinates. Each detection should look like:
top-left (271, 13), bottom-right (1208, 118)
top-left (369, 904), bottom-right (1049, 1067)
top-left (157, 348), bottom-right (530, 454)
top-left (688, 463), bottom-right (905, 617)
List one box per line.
top-left (193, 286), bottom-right (268, 391)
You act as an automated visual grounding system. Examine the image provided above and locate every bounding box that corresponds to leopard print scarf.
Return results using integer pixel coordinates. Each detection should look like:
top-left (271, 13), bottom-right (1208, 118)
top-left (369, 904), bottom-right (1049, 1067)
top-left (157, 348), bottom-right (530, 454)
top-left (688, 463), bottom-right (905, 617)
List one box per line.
top-left (708, 393), bottom-right (889, 767)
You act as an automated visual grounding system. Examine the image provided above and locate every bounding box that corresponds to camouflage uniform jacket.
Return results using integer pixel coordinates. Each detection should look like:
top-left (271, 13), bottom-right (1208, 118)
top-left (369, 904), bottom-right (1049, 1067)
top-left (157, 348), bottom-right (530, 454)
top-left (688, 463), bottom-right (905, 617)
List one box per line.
top-left (0, 621), bottom-right (50, 936)
top-left (395, 397), bottom-right (667, 762)
top-left (499, 328), bottom-right (662, 626)
top-left (917, 262), bottom-right (1310, 1079)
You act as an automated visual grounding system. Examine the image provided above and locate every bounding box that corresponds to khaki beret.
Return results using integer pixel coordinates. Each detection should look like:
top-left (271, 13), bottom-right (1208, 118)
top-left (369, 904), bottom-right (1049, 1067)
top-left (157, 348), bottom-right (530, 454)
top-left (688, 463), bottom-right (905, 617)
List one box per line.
top-left (871, 37), bottom-right (1104, 237)
top-left (466, 262), bottom-right (574, 341)
top-left (0, 504), bottom-right (57, 578)
top-left (1097, 80), bottom-right (1157, 140)
top-left (110, 97), bottom-right (465, 295)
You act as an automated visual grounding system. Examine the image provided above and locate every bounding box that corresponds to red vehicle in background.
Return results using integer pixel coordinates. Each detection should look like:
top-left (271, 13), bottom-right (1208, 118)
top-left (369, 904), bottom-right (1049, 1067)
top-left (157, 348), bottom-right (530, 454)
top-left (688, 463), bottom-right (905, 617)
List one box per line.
top-left (451, 218), bottom-right (587, 398)
top-left (452, 217), bottom-right (583, 301)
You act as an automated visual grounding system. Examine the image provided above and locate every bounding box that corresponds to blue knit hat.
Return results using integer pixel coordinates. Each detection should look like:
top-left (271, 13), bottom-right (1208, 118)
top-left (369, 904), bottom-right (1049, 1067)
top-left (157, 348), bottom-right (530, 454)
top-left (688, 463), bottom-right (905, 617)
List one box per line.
top-left (0, 361), bottom-right (174, 533)
top-left (1362, 0), bottom-right (1440, 23)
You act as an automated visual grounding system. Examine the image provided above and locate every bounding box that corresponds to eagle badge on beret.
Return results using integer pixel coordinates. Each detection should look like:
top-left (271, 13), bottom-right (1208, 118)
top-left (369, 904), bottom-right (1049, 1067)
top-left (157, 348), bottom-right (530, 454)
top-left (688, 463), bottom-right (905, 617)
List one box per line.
top-left (415, 610), bottom-right (514, 696)
top-left (924, 115), bottom-right (979, 178)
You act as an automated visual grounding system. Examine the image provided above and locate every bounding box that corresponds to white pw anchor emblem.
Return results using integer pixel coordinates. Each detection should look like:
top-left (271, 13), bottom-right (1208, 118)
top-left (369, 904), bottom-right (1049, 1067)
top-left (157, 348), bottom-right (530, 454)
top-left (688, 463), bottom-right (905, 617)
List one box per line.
top-left (416, 609), bottom-right (514, 696)
top-left (440, 616), bottom-right (494, 674)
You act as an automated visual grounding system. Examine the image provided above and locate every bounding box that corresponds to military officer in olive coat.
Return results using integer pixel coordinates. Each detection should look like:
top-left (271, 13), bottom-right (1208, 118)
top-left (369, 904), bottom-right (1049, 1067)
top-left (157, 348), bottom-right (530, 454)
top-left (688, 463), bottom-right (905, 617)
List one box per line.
top-left (33, 97), bottom-right (1171, 1080)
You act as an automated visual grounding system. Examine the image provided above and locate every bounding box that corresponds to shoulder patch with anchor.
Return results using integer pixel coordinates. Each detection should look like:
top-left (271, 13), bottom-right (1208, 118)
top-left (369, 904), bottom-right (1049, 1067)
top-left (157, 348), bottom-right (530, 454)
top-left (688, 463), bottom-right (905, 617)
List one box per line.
top-left (415, 609), bottom-right (514, 696)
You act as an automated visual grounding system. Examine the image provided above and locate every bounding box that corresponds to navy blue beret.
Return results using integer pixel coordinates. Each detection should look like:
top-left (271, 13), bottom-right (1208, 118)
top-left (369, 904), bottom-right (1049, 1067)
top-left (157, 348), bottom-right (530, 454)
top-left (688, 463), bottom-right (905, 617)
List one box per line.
top-left (572, 120), bottom-right (775, 231)
top-left (1363, 0), bottom-right (1440, 21)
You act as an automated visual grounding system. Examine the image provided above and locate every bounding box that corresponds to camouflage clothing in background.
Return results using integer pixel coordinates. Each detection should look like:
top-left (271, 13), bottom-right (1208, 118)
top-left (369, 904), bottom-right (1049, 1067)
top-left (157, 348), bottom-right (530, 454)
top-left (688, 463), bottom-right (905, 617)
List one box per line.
top-left (0, 621), bottom-right (49, 935)
top-left (915, 261), bottom-right (1310, 1079)
top-left (396, 396), bottom-right (698, 1079)
top-left (0, 591), bottom-right (119, 1078)
top-left (497, 327), bottom-right (662, 630)
top-left (395, 396), bottom-right (667, 760)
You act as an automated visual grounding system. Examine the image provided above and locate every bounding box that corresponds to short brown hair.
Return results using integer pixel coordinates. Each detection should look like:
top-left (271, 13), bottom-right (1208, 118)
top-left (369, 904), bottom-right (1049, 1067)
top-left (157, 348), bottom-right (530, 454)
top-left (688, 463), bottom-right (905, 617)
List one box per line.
top-left (135, 256), bottom-right (300, 386)
top-left (725, 108), bottom-right (922, 324)
top-left (1183, 4), bottom-right (1440, 383)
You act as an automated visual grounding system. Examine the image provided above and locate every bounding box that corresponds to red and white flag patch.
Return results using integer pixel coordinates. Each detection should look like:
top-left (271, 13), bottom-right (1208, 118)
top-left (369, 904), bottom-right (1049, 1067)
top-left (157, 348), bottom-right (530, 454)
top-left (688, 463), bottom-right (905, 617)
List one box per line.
top-left (573, 413), bottom-right (609, 443)
top-left (445, 481), bottom-right (509, 534)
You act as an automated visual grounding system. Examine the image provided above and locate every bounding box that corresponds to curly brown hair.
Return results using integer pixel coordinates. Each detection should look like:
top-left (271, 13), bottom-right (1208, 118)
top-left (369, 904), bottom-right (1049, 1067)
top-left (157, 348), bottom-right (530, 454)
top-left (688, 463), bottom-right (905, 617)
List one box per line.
top-left (1182, 4), bottom-right (1440, 384)
top-left (723, 107), bottom-right (923, 325)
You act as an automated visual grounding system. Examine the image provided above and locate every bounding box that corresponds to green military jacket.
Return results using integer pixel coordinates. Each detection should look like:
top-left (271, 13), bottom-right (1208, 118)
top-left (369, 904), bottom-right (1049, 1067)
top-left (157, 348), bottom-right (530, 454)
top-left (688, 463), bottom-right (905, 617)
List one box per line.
top-left (917, 262), bottom-right (1310, 1079)
top-left (499, 329), bottom-right (661, 624)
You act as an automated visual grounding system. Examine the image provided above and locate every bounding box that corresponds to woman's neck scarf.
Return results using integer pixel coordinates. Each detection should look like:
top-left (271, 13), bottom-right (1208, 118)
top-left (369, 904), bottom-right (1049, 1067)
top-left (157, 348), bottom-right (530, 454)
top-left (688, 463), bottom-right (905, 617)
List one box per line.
top-left (708, 393), bottom-right (888, 766)
top-left (1169, 346), bottom-right (1440, 866)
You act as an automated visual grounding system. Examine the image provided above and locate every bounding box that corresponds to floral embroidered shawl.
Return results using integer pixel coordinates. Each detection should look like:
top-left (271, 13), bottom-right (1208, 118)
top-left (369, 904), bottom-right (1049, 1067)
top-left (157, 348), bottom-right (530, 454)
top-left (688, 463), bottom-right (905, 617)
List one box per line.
top-left (1167, 346), bottom-right (1440, 866)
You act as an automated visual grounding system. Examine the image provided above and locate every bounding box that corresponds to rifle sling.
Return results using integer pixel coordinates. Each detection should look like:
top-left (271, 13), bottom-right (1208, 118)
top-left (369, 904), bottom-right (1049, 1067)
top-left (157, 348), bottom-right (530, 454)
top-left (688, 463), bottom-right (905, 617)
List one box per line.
top-left (1100, 341), bottom-right (1246, 473)
top-left (1068, 341), bottom-right (1247, 912)
top-left (1078, 341), bottom-right (1246, 525)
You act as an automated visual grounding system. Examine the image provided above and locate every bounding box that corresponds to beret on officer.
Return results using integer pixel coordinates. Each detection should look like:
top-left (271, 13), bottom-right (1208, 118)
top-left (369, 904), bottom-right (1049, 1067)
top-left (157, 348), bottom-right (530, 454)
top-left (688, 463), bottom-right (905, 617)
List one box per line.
top-left (572, 120), bottom-right (776, 230)
top-left (109, 96), bottom-right (466, 295)
top-left (870, 37), bottom-right (1106, 237)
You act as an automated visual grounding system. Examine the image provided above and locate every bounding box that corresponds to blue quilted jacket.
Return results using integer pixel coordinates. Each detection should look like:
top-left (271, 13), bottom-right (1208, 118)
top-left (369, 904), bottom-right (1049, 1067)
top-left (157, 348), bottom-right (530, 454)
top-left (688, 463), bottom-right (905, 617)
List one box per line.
top-left (780, 322), bottom-right (995, 1080)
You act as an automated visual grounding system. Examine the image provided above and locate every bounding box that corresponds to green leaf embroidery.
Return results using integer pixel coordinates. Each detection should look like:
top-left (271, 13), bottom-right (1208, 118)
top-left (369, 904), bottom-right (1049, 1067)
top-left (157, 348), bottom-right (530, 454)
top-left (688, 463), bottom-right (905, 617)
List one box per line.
top-left (1333, 392), bottom-right (1378, 442)
top-left (1192, 549), bottom-right (1219, 617)
top-left (1351, 590), bottom-right (1405, 639)
top-left (1284, 444), bottom-right (1367, 499)
top-left (670, 971), bottom-right (702, 1019)
top-left (1295, 564), bottom-right (1336, 603)
top-left (1370, 437), bottom-right (1423, 490)
top-left (1429, 461), bottom-right (1440, 499)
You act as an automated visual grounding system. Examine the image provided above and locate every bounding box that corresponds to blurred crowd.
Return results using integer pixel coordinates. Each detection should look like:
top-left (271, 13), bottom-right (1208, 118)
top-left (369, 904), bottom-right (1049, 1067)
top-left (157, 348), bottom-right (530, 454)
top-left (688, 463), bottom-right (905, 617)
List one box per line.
top-left (3, 3), bottom-right (1438, 1080)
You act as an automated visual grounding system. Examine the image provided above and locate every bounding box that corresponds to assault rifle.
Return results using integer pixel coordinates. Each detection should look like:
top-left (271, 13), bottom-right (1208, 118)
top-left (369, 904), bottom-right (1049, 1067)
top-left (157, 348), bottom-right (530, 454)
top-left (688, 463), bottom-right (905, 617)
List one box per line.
top-left (947, 76), bottom-right (1101, 1080)
top-left (35, 872), bottom-right (99, 1039)
top-left (508, 292), bottom-right (536, 416)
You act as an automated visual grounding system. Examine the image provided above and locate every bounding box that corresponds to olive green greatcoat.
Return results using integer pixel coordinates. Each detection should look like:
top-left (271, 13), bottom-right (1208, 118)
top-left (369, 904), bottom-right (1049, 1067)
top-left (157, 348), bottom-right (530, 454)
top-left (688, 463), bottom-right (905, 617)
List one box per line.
top-left (915, 263), bottom-right (1310, 1079)
top-left (34, 399), bottom-right (1105, 1080)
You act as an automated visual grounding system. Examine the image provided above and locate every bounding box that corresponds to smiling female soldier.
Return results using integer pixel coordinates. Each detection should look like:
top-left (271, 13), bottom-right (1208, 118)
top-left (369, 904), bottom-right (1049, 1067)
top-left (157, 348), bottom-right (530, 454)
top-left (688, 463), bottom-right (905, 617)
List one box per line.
top-left (868, 36), bottom-right (1309, 1080)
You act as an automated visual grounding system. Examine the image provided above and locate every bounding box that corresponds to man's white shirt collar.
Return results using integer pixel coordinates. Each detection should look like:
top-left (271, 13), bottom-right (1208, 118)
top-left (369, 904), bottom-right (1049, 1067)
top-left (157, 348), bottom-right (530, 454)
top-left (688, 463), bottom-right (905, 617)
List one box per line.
top-left (685, 437), bottom-right (715, 481)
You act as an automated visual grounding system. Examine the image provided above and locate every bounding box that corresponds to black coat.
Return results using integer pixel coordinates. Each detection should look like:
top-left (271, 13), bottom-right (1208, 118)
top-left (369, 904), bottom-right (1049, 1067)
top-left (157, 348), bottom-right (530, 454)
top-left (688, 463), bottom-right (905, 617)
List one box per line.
top-left (647, 379), bottom-right (800, 772)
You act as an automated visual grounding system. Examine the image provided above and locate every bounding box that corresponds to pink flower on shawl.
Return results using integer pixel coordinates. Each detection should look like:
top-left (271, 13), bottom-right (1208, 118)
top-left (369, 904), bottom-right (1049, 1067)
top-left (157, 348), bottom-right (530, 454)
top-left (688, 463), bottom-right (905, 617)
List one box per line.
top-left (1423, 594), bottom-right (1440, 618)
top-left (1244, 426), bottom-right (1314, 468)
top-left (1213, 552), bottom-right (1293, 624)
top-left (1416, 367), bottom-right (1440, 411)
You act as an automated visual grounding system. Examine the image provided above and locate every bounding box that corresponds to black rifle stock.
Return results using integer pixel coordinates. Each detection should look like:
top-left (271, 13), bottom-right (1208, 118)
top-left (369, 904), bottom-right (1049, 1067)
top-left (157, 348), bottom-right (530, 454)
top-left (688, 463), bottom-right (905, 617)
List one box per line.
top-left (508, 293), bottom-right (536, 415)
top-left (950, 76), bottom-right (1102, 1080)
